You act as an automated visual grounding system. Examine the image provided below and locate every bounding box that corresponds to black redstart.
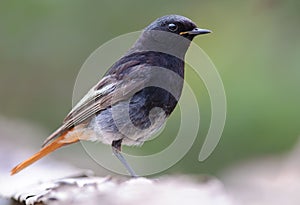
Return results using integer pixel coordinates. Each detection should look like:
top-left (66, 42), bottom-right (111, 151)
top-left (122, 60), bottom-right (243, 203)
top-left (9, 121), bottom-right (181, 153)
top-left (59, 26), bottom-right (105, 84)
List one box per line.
top-left (11, 15), bottom-right (211, 177)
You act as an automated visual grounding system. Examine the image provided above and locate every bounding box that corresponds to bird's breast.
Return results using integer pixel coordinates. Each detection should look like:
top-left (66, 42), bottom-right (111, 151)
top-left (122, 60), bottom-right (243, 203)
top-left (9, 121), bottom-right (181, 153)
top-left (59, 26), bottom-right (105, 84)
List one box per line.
top-left (88, 51), bottom-right (185, 145)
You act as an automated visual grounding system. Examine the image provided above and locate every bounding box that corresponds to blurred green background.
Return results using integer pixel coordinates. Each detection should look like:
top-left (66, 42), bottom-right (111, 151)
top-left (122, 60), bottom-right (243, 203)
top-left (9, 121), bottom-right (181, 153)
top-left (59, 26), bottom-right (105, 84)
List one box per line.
top-left (0, 0), bottom-right (299, 176)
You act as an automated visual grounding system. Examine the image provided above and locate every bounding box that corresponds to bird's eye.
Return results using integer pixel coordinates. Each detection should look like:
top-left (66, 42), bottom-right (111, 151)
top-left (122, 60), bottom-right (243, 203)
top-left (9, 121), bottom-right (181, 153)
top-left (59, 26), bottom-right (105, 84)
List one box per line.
top-left (168, 23), bottom-right (178, 32)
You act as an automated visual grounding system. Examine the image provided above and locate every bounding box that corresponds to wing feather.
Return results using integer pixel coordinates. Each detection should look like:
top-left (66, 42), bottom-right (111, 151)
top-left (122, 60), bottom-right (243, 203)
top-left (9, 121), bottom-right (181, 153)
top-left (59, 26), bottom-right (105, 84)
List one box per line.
top-left (42, 65), bottom-right (149, 147)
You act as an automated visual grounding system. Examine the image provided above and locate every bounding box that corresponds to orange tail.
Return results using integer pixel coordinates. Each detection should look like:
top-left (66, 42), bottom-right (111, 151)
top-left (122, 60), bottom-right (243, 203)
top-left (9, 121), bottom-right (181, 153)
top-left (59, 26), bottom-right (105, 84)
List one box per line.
top-left (11, 129), bottom-right (79, 175)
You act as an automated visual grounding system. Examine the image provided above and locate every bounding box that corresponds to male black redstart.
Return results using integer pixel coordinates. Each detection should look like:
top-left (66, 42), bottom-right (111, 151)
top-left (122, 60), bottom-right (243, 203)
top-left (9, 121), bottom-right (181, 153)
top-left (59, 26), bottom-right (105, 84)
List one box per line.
top-left (11, 15), bottom-right (211, 177)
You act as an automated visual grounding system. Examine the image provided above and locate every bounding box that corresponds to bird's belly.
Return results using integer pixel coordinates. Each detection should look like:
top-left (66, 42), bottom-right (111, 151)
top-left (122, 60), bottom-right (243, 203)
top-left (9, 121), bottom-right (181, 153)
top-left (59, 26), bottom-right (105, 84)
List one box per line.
top-left (88, 100), bottom-right (167, 146)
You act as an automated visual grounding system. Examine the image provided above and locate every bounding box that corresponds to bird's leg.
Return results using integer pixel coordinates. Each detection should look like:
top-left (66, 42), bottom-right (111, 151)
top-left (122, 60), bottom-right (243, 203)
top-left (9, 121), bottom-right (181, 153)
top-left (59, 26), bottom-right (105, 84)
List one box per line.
top-left (112, 139), bottom-right (138, 178)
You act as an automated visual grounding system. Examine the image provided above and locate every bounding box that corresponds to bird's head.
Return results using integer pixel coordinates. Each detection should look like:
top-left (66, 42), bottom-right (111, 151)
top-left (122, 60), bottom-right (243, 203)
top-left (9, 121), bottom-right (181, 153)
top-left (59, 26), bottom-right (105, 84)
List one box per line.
top-left (144, 15), bottom-right (211, 41)
top-left (132, 15), bottom-right (211, 57)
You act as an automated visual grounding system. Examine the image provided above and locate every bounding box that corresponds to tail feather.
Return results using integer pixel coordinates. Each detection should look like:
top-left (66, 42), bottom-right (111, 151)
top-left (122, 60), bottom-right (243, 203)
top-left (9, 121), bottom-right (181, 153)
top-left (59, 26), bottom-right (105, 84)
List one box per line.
top-left (11, 128), bottom-right (79, 175)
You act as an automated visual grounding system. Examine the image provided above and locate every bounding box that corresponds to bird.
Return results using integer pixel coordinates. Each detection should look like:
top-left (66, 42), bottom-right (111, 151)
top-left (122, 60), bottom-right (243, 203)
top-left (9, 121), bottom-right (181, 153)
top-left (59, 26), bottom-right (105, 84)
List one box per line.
top-left (11, 15), bottom-right (211, 177)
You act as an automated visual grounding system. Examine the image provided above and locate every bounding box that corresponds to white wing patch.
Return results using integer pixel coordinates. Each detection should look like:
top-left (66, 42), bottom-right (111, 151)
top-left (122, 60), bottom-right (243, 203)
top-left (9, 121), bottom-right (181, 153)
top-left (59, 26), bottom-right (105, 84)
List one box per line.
top-left (69, 82), bottom-right (116, 115)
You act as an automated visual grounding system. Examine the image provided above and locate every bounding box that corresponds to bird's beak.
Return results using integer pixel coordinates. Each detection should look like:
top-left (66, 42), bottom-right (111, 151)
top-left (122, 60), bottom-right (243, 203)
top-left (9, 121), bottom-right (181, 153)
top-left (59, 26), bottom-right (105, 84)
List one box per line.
top-left (180, 28), bottom-right (212, 36)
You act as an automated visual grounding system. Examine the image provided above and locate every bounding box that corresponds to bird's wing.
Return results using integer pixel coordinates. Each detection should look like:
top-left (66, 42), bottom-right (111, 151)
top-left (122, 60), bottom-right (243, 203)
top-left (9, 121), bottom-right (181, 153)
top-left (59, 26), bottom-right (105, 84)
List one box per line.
top-left (42, 65), bottom-right (150, 147)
